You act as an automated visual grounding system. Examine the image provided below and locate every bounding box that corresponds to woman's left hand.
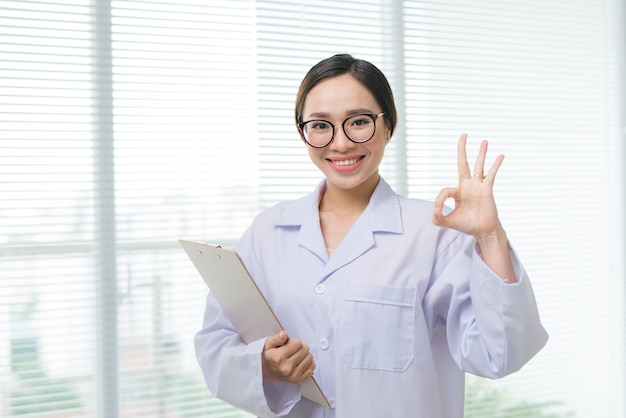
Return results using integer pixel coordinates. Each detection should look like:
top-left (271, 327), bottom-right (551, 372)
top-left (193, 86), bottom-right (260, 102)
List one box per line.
top-left (432, 134), bottom-right (504, 239)
top-left (433, 134), bottom-right (517, 283)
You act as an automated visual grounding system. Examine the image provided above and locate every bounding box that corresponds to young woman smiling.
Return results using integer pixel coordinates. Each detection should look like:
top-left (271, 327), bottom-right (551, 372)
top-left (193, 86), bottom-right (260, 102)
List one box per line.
top-left (195, 54), bottom-right (548, 418)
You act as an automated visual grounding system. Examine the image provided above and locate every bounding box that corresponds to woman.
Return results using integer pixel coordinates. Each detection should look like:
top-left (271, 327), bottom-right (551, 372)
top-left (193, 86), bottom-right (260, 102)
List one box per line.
top-left (195, 54), bottom-right (548, 418)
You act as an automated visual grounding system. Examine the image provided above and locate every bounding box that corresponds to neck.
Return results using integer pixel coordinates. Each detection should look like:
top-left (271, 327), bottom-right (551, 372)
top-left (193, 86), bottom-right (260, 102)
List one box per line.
top-left (320, 175), bottom-right (379, 214)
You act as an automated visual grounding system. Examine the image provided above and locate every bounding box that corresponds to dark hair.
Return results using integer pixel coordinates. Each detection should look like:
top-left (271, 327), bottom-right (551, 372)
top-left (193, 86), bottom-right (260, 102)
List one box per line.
top-left (295, 54), bottom-right (397, 137)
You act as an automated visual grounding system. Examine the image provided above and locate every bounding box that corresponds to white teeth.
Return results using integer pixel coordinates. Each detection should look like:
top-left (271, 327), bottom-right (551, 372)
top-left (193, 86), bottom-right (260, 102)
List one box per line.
top-left (333, 158), bottom-right (359, 166)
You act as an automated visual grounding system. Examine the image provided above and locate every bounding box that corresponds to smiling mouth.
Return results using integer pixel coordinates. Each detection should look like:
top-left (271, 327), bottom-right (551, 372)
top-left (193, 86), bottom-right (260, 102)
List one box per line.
top-left (330, 157), bottom-right (363, 166)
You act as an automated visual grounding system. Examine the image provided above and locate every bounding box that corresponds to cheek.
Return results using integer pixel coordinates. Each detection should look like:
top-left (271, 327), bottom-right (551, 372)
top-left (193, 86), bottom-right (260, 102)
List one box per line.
top-left (369, 142), bottom-right (388, 165)
top-left (369, 134), bottom-right (388, 153)
top-left (307, 147), bottom-right (324, 164)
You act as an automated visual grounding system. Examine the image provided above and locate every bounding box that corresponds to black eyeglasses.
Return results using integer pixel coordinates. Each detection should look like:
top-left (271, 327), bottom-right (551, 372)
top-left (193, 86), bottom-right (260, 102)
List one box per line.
top-left (297, 112), bottom-right (384, 148)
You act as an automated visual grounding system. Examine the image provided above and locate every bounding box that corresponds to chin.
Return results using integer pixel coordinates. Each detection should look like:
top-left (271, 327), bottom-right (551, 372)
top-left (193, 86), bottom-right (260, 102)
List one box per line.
top-left (326, 174), bottom-right (375, 191)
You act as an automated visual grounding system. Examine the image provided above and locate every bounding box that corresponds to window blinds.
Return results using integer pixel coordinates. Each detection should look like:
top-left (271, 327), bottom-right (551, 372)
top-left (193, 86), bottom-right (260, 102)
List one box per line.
top-left (1, 1), bottom-right (257, 417)
top-left (402, 2), bottom-right (624, 416)
top-left (254, 0), bottom-right (398, 206)
top-left (1, 1), bottom-right (99, 417)
top-left (110, 1), bottom-right (257, 416)
top-left (0, 1), bottom-right (624, 417)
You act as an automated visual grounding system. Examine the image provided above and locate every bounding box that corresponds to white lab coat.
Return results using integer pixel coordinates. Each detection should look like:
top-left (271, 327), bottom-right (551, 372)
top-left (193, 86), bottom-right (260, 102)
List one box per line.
top-left (195, 178), bottom-right (548, 417)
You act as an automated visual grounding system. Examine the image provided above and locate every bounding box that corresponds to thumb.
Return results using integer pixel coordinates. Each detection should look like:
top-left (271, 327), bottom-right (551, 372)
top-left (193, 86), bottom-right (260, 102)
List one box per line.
top-left (265, 330), bottom-right (288, 349)
top-left (433, 187), bottom-right (455, 227)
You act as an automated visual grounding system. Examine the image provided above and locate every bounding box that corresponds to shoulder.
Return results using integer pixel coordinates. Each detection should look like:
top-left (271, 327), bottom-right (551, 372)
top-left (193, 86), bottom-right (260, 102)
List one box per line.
top-left (395, 194), bottom-right (465, 249)
top-left (249, 194), bottom-right (312, 229)
top-left (374, 178), bottom-right (442, 218)
top-left (236, 185), bottom-right (318, 246)
top-left (398, 194), bottom-right (437, 215)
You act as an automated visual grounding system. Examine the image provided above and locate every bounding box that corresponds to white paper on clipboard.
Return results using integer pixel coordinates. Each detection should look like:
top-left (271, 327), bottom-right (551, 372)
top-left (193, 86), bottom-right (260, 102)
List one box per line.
top-left (179, 239), bottom-right (330, 409)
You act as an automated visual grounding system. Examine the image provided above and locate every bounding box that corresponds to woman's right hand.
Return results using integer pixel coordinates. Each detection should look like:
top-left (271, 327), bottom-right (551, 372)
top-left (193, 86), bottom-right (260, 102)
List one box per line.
top-left (262, 330), bottom-right (316, 384)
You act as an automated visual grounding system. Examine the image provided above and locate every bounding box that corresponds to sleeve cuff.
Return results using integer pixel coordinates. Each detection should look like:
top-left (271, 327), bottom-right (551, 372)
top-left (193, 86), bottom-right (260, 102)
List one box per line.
top-left (473, 241), bottom-right (525, 285)
top-left (248, 338), bottom-right (302, 416)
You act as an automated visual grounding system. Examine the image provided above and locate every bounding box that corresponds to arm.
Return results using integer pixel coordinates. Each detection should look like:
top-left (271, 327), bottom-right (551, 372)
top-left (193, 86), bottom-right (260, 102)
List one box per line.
top-left (195, 293), bottom-right (306, 416)
top-left (425, 232), bottom-right (548, 378)
top-left (429, 134), bottom-right (548, 376)
top-left (193, 226), bottom-right (306, 416)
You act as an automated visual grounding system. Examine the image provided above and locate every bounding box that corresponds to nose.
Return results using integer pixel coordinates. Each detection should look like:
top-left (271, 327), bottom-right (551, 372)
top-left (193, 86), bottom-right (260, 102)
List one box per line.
top-left (329, 125), bottom-right (353, 151)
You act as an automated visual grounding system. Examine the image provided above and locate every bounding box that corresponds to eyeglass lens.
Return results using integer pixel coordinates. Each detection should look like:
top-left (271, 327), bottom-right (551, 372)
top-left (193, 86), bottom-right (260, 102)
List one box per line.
top-left (301, 114), bottom-right (378, 147)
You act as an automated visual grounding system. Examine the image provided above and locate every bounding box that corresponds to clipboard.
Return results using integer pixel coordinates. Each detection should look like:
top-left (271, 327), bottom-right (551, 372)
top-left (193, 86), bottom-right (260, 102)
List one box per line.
top-left (179, 239), bottom-right (330, 409)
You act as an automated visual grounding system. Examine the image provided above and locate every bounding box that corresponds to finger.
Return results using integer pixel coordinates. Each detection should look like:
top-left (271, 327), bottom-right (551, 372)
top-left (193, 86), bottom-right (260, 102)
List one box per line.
top-left (473, 140), bottom-right (488, 178)
top-left (433, 187), bottom-right (456, 211)
top-left (264, 330), bottom-right (288, 350)
top-left (277, 343), bottom-right (311, 382)
top-left (274, 338), bottom-right (307, 363)
top-left (432, 187), bottom-right (456, 226)
top-left (272, 344), bottom-right (308, 377)
top-left (295, 352), bottom-right (314, 374)
top-left (294, 354), bottom-right (316, 384)
top-left (302, 357), bottom-right (316, 380)
top-left (457, 134), bottom-right (471, 180)
top-left (285, 340), bottom-right (309, 364)
top-left (484, 154), bottom-right (505, 185)
top-left (264, 339), bottom-right (299, 371)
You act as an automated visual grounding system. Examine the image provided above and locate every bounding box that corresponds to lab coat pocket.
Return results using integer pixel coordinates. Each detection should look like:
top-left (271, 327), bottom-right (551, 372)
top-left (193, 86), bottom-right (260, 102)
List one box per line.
top-left (339, 283), bottom-right (416, 371)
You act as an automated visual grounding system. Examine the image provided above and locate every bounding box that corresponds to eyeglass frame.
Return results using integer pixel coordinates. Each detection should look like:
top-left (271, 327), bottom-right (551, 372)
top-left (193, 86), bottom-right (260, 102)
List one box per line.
top-left (297, 112), bottom-right (385, 148)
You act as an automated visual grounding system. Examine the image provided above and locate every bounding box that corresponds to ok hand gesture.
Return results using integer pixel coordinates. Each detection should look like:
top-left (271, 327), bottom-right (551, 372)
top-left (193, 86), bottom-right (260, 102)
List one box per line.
top-left (432, 134), bottom-right (504, 239)
top-left (433, 134), bottom-right (516, 283)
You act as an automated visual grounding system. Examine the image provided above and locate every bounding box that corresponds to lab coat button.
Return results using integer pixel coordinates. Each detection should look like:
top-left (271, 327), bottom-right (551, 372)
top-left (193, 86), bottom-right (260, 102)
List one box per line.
top-left (328, 397), bottom-right (336, 409)
top-left (315, 284), bottom-right (325, 294)
top-left (319, 338), bottom-right (329, 350)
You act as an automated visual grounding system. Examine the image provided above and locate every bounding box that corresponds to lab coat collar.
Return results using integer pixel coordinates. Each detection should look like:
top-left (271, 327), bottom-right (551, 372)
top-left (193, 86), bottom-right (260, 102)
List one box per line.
top-left (273, 177), bottom-right (404, 273)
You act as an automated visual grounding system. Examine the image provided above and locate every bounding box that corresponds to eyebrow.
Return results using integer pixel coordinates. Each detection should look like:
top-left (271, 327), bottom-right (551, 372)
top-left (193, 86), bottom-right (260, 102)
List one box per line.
top-left (306, 108), bottom-right (376, 119)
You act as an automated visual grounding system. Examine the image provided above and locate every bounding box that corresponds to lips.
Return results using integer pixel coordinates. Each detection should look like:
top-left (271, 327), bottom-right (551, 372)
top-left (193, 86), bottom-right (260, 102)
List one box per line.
top-left (332, 157), bottom-right (360, 166)
top-left (327, 155), bottom-right (365, 172)
top-left (327, 155), bottom-right (365, 166)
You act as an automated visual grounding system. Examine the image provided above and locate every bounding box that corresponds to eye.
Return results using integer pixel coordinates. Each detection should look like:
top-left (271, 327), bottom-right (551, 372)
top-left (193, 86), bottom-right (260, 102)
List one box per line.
top-left (349, 115), bottom-right (372, 128)
top-left (310, 121), bottom-right (331, 130)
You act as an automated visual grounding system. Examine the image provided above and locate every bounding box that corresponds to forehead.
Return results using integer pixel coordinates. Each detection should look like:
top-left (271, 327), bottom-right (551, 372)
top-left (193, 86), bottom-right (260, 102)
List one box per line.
top-left (302, 74), bottom-right (378, 118)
